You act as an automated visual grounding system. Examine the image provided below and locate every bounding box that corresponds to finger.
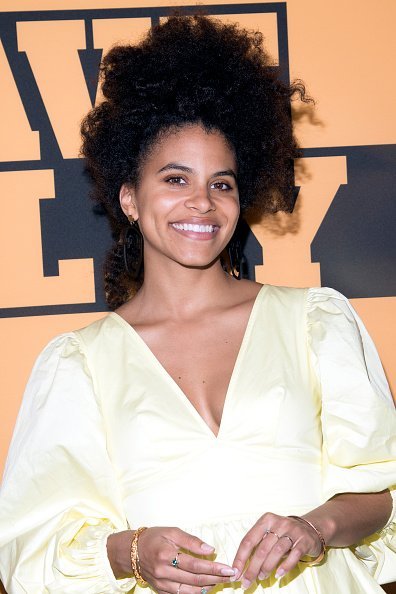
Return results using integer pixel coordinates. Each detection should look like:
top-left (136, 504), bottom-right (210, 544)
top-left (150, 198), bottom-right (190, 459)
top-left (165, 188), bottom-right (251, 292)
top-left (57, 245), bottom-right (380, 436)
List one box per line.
top-left (160, 581), bottom-right (214, 594)
top-left (168, 567), bottom-right (234, 587)
top-left (241, 532), bottom-right (286, 587)
top-left (232, 523), bottom-right (268, 580)
top-left (273, 543), bottom-right (307, 579)
top-left (254, 536), bottom-right (294, 582)
top-left (172, 528), bottom-right (215, 555)
top-left (175, 554), bottom-right (236, 578)
top-left (272, 526), bottom-right (323, 580)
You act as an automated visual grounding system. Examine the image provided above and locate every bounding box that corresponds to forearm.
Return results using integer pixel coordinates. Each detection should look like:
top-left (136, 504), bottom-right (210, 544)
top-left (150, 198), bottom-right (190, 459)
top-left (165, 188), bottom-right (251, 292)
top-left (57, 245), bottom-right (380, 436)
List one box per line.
top-left (303, 489), bottom-right (393, 548)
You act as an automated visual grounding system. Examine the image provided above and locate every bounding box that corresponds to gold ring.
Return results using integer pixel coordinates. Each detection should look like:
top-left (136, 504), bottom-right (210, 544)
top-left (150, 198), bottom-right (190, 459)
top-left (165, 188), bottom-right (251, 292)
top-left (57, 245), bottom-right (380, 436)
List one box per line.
top-left (279, 534), bottom-right (294, 549)
top-left (264, 529), bottom-right (280, 539)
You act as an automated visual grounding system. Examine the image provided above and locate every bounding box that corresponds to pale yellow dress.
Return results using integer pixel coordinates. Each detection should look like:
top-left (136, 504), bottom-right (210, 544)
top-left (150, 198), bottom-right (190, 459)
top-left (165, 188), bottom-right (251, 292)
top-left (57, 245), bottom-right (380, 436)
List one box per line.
top-left (0, 285), bottom-right (396, 594)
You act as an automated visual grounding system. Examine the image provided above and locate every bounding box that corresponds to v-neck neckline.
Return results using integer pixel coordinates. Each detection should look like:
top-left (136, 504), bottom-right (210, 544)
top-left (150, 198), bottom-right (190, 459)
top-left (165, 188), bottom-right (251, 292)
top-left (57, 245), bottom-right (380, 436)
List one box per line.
top-left (109, 285), bottom-right (266, 440)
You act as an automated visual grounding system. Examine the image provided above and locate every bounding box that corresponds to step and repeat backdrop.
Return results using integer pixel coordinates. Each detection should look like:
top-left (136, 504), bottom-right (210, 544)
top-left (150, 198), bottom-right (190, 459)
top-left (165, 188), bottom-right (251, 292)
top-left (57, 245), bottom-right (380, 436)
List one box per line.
top-left (0, 0), bottom-right (395, 589)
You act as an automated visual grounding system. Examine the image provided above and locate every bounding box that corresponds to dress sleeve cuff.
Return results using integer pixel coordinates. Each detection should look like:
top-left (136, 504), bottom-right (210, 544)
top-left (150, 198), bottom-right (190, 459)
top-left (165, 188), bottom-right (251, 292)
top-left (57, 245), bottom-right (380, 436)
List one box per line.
top-left (57, 521), bottom-right (136, 593)
top-left (383, 486), bottom-right (396, 530)
top-left (352, 487), bottom-right (396, 585)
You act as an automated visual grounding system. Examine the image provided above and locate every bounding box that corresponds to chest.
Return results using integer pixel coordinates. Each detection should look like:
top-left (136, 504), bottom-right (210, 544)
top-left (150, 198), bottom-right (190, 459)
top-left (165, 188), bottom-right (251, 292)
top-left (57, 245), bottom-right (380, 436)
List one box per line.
top-left (89, 303), bottom-right (322, 485)
top-left (84, 292), bottom-right (323, 492)
top-left (136, 317), bottom-right (250, 437)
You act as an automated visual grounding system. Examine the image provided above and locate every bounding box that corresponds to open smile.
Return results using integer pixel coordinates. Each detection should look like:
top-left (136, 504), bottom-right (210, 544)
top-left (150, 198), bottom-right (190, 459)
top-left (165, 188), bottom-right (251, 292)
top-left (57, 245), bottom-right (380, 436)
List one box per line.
top-left (170, 222), bottom-right (220, 240)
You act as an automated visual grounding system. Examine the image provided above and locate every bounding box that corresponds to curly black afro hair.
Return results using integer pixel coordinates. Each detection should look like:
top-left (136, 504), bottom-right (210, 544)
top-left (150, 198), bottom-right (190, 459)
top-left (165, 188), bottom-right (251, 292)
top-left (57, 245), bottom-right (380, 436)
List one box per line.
top-left (81, 12), bottom-right (310, 309)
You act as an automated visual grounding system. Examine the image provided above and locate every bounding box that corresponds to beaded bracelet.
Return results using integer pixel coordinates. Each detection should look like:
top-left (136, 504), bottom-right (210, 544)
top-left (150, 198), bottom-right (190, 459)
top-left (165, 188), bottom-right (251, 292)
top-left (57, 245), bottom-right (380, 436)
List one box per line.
top-left (288, 516), bottom-right (326, 566)
top-left (130, 527), bottom-right (148, 586)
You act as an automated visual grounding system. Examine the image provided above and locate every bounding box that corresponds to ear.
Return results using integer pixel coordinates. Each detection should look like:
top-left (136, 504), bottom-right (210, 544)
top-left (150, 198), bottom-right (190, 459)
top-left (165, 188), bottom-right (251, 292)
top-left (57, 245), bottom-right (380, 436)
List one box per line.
top-left (119, 183), bottom-right (139, 221)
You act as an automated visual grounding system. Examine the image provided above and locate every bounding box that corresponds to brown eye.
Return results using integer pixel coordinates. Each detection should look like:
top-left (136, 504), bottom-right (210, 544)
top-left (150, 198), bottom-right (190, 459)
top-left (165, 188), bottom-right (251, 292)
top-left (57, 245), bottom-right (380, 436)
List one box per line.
top-left (165, 176), bottom-right (187, 185)
top-left (211, 181), bottom-right (232, 191)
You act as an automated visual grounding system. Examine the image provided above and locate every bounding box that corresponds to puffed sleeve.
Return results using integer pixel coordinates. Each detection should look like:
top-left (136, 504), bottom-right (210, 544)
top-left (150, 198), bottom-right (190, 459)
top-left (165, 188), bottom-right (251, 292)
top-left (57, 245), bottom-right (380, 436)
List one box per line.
top-left (306, 287), bottom-right (396, 584)
top-left (0, 333), bottom-right (135, 593)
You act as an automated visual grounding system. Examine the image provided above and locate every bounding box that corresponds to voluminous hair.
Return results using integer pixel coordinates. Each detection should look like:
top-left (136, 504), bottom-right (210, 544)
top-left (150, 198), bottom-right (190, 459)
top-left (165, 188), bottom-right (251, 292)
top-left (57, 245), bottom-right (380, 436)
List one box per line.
top-left (81, 12), bottom-right (310, 309)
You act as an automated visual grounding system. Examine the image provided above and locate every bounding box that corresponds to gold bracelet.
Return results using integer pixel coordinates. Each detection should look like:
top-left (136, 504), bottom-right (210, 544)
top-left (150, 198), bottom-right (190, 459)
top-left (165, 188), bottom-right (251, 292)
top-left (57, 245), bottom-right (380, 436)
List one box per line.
top-left (130, 527), bottom-right (148, 586)
top-left (288, 516), bottom-right (326, 566)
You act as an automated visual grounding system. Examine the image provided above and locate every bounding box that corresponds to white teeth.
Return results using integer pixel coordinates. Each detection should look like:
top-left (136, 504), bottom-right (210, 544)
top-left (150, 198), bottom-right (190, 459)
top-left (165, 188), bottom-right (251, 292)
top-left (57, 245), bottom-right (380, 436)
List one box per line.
top-left (171, 223), bottom-right (216, 233)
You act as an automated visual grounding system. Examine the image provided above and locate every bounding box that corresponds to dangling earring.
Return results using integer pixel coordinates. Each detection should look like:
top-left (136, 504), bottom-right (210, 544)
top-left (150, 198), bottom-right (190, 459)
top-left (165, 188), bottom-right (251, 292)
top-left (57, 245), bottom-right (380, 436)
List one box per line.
top-left (227, 237), bottom-right (242, 279)
top-left (120, 215), bottom-right (143, 280)
top-left (224, 235), bottom-right (248, 280)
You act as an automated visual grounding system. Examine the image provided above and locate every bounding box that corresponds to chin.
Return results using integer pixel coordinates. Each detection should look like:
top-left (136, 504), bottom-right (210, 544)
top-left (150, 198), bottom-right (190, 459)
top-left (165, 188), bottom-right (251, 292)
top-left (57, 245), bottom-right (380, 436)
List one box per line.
top-left (166, 244), bottom-right (225, 270)
top-left (177, 257), bottom-right (220, 271)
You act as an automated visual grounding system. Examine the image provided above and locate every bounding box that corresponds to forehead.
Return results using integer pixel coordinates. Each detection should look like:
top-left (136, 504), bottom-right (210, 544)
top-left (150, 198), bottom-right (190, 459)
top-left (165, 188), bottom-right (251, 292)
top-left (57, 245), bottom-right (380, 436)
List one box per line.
top-left (146, 123), bottom-right (236, 166)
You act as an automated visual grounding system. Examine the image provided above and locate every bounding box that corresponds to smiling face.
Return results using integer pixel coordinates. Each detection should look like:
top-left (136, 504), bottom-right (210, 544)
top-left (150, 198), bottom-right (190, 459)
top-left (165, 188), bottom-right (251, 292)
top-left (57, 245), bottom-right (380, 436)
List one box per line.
top-left (120, 123), bottom-right (240, 274)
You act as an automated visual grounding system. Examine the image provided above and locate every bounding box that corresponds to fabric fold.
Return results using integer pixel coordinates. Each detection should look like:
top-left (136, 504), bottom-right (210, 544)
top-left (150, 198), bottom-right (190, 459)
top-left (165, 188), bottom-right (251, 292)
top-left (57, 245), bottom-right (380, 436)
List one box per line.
top-left (1, 285), bottom-right (395, 593)
top-left (306, 286), bottom-right (396, 584)
top-left (0, 332), bottom-right (135, 593)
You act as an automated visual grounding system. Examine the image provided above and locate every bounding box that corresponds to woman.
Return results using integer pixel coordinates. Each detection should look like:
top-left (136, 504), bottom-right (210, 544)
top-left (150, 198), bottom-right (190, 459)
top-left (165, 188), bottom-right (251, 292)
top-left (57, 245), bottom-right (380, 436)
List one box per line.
top-left (0, 13), bottom-right (395, 594)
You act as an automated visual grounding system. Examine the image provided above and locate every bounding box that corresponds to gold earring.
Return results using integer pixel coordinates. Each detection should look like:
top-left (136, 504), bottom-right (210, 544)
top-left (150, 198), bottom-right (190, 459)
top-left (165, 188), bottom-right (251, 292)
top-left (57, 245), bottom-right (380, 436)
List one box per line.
top-left (121, 216), bottom-right (143, 280)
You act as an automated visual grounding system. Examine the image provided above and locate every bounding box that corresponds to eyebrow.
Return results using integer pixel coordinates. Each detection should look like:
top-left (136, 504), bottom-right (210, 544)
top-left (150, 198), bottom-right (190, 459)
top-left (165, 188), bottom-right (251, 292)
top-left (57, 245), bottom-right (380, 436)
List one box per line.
top-left (157, 163), bottom-right (237, 180)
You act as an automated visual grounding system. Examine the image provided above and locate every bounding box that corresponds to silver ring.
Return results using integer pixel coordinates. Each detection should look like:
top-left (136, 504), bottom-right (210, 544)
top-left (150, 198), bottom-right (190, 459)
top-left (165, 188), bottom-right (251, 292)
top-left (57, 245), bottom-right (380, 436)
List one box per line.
top-left (201, 589), bottom-right (208, 594)
top-left (177, 584), bottom-right (182, 594)
top-left (171, 552), bottom-right (182, 568)
top-left (279, 534), bottom-right (294, 549)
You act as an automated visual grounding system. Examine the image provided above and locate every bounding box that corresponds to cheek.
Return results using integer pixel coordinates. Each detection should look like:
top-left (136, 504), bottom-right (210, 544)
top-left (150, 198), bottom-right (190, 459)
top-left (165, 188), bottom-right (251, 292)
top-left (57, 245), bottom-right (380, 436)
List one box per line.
top-left (137, 200), bottom-right (177, 241)
top-left (136, 191), bottom-right (172, 222)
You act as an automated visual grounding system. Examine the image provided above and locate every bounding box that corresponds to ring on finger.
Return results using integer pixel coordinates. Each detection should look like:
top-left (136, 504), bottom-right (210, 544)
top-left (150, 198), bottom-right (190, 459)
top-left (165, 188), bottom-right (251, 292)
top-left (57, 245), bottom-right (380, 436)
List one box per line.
top-left (279, 534), bottom-right (294, 549)
top-left (264, 529), bottom-right (280, 539)
top-left (171, 552), bottom-right (182, 568)
top-left (177, 584), bottom-right (182, 594)
top-left (201, 588), bottom-right (208, 594)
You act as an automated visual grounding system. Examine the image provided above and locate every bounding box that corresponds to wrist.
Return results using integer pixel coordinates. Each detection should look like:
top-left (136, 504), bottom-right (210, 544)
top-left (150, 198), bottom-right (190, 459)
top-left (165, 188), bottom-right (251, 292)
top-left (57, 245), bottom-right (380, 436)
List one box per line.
top-left (130, 526), bottom-right (149, 586)
top-left (107, 530), bottom-right (134, 579)
top-left (288, 515), bottom-right (327, 565)
top-left (301, 512), bottom-right (336, 546)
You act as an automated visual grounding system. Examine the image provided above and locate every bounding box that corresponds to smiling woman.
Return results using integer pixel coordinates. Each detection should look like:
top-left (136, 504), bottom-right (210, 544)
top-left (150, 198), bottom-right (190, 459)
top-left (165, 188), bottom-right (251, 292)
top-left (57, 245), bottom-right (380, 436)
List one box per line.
top-left (117, 125), bottom-right (240, 277)
top-left (80, 13), bottom-right (306, 308)
top-left (0, 11), bottom-right (396, 594)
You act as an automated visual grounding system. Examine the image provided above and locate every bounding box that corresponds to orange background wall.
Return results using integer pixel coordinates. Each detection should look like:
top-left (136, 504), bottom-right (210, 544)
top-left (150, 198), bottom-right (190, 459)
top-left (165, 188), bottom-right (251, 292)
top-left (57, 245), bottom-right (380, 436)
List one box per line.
top-left (1, 0), bottom-right (395, 473)
top-left (0, 2), bottom-right (395, 590)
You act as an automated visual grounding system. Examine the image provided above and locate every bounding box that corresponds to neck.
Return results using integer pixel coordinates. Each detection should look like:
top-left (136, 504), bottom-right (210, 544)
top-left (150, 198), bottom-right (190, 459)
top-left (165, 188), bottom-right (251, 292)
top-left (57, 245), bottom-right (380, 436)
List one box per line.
top-left (132, 258), bottom-right (236, 321)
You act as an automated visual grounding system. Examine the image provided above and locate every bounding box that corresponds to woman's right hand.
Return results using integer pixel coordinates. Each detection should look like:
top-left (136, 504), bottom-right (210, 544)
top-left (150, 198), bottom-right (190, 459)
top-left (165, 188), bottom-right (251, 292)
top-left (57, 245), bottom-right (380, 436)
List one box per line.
top-left (107, 527), bottom-right (237, 593)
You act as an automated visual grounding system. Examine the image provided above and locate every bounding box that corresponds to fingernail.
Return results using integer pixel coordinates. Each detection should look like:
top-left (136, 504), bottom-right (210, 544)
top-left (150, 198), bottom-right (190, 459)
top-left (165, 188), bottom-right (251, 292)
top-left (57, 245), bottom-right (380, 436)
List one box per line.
top-left (258, 572), bottom-right (268, 581)
top-left (200, 543), bottom-right (215, 553)
top-left (221, 568), bottom-right (236, 576)
top-left (241, 578), bottom-right (251, 590)
top-left (275, 568), bottom-right (285, 579)
top-left (229, 568), bottom-right (240, 582)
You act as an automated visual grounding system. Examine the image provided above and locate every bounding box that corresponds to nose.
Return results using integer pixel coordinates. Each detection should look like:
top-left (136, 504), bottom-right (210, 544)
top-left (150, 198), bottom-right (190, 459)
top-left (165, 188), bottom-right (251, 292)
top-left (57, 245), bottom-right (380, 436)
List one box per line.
top-left (184, 187), bottom-right (216, 213)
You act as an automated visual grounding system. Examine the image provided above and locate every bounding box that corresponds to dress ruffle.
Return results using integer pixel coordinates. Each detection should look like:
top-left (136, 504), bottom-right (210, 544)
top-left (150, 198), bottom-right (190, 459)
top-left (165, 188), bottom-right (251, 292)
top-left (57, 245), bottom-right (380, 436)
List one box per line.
top-left (179, 513), bottom-right (388, 593)
top-left (55, 521), bottom-right (135, 593)
top-left (349, 488), bottom-right (396, 584)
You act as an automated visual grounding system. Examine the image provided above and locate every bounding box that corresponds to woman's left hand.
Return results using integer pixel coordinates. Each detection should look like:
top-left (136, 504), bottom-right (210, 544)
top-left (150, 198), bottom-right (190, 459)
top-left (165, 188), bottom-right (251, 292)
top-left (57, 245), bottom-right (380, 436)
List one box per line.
top-left (231, 513), bottom-right (323, 588)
